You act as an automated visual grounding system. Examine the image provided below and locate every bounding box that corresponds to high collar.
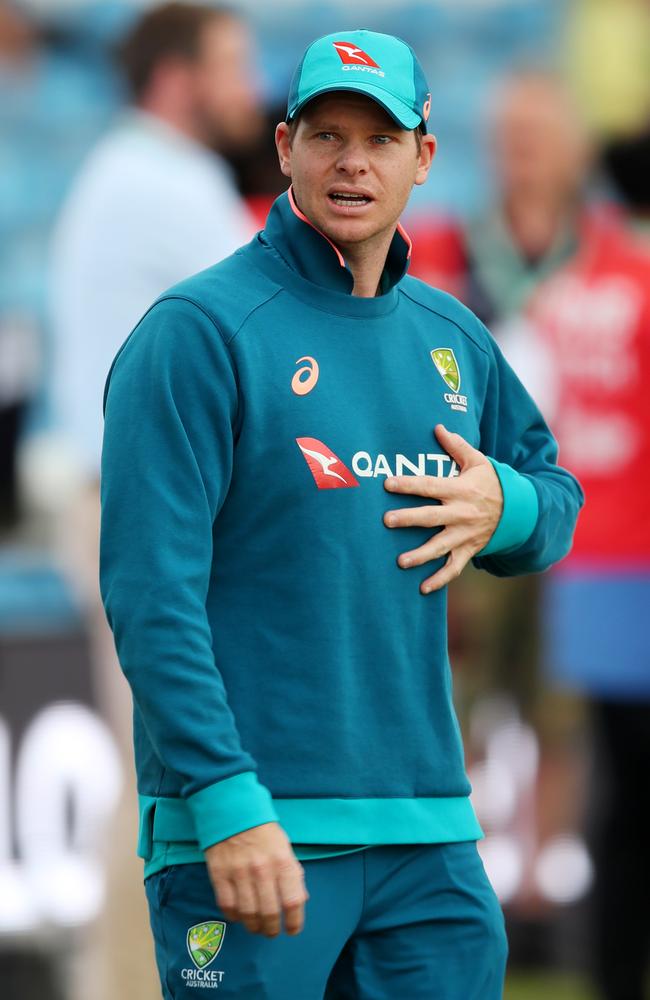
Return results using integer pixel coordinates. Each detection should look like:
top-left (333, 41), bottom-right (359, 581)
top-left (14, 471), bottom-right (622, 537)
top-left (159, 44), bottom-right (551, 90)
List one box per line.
top-left (258, 186), bottom-right (412, 302)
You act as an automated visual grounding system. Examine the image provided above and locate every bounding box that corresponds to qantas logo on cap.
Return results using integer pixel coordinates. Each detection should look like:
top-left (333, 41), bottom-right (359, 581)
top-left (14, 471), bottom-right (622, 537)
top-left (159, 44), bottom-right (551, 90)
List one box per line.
top-left (333, 42), bottom-right (380, 68)
top-left (296, 437), bottom-right (359, 489)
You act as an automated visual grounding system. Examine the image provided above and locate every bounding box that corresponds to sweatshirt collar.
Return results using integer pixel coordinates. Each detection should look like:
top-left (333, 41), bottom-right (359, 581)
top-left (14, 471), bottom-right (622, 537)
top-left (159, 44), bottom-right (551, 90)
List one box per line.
top-left (259, 186), bottom-right (412, 298)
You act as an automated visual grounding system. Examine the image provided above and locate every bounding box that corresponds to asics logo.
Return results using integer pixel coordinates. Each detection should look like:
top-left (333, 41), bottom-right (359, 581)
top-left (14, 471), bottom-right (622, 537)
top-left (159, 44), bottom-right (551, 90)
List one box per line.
top-left (291, 356), bottom-right (319, 396)
top-left (296, 437), bottom-right (359, 489)
top-left (333, 42), bottom-right (380, 68)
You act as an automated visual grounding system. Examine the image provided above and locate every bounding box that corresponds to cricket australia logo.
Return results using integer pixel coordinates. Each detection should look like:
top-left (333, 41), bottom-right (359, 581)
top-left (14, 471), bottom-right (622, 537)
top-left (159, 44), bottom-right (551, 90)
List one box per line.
top-left (430, 348), bottom-right (468, 413)
top-left (187, 922), bottom-right (225, 969)
top-left (181, 922), bottom-right (227, 988)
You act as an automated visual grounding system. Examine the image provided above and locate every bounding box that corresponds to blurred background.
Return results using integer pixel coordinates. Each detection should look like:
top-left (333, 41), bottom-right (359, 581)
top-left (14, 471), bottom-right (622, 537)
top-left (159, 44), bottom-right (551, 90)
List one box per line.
top-left (1, 0), bottom-right (649, 997)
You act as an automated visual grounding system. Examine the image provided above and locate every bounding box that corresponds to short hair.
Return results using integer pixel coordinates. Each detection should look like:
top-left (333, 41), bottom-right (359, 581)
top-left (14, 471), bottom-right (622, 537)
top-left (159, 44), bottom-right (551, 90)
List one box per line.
top-left (117, 2), bottom-right (235, 100)
top-left (286, 108), bottom-right (425, 153)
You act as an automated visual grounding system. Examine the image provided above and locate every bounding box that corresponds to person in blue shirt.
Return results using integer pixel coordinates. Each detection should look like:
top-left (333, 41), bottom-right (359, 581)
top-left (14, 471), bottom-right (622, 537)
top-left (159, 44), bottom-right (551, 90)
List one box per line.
top-left (99, 29), bottom-right (583, 999)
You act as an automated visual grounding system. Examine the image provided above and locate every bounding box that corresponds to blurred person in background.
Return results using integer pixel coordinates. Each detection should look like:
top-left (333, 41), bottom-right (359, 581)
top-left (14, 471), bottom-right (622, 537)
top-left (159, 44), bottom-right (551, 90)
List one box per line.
top-left (50, 0), bottom-right (260, 484)
top-left (411, 71), bottom-right (591, 410)
top-left (47, 5), bottom-right (260, 999)
top-left (411, 70), bottom-right (650, 999)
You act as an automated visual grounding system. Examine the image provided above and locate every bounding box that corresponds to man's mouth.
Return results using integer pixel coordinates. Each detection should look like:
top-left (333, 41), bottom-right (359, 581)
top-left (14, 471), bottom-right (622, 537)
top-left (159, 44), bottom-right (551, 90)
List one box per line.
top-left (328, 191), bottom-right (373, 207)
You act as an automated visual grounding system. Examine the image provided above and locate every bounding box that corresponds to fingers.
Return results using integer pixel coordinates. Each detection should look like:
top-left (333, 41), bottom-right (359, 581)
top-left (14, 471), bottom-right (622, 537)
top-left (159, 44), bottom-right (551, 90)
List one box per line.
top-left (277, 857), bottom-right (309, 935)
top-left (384, 473), bottom-right (459, 500)
top-left (233, 871), bottom-right (264, 934)
top-left (420, 546), bottom-right (473, 593)
top-left (254, 865), bottom-right (284, 937)
top-left (383, 502), bottom-right (468, 531)
top-left (433, 423), bottom-right (482, 470)
top-left (395, 526), bottom-right (468, 569)
top-left (384, 424), bottom-right (488, 501)
top-left (212, 872), bottom-right (238, 922)
top-left (210, 854), bottom-right (308, 938)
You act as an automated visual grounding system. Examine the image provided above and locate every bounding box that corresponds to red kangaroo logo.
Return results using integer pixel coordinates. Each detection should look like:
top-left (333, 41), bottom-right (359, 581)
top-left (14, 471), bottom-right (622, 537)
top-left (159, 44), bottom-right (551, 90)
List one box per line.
top-left (333, 42), bottom-right (380, 68)
top-left (296, 437), bottom-right (359, 489)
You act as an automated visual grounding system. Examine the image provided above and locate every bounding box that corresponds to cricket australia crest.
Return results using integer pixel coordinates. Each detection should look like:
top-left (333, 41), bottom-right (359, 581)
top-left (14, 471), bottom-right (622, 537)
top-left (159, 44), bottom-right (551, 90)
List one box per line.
top-left (187, 921), bottom-right (226, 970)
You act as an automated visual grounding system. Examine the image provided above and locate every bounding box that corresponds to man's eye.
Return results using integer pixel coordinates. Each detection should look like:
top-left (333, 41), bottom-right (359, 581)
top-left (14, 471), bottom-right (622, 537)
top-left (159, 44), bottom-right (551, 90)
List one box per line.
top-left (317, 131), bottom-right (336, 141)
top-left (372, 135), bottom-right (393, 144)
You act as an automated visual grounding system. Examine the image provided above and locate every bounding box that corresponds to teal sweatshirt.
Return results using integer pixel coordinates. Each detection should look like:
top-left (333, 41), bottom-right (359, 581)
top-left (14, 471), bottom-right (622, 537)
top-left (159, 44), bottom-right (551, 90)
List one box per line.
top-left (99, 190), bottom-right (584, 879)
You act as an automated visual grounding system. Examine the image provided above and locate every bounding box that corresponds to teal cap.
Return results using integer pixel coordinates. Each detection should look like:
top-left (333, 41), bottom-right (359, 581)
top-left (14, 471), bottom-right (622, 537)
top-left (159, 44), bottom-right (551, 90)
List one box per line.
top-left (286, 29), bottom-right (432, 132)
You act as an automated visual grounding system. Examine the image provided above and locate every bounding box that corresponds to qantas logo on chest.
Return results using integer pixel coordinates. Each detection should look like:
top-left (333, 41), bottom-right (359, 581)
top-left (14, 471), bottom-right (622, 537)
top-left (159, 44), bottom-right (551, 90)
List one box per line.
top-left (296, 437), bottom-right (459, 489)
top-left (296, 437), bottom-right (359, 488)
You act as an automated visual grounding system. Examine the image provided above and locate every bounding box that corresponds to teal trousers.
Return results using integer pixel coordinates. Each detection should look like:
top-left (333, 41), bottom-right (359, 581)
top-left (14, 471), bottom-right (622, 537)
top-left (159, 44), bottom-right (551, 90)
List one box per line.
top-left (144, 840), bottom-right (508, 999)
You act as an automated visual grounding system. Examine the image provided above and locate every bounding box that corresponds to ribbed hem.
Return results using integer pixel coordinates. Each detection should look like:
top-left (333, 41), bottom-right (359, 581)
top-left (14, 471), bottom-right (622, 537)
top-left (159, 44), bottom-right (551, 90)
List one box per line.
top-left (138, 791), bottom-right (483, 870)
top-left (273, 795), bottom-right (483, 842)
top-left (478, 458), bottom-right (539, 556)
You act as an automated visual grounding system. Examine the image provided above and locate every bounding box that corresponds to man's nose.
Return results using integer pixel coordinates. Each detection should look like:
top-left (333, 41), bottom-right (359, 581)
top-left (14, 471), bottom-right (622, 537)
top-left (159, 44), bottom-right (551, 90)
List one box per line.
top-left (335, 139), bottom-right (369, 175)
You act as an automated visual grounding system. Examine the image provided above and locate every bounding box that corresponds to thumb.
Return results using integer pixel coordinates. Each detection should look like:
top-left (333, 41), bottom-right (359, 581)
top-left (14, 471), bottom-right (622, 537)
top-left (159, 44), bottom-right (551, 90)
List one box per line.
top-left (434, 423), bottom-right (480, 470)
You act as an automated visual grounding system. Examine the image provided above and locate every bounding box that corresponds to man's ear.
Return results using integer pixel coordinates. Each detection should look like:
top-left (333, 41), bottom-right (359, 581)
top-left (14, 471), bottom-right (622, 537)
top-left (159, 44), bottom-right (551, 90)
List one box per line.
top-left (275, 122), bottom-right (292, 179)
top-left (415, 133), bottom-right (437, 186)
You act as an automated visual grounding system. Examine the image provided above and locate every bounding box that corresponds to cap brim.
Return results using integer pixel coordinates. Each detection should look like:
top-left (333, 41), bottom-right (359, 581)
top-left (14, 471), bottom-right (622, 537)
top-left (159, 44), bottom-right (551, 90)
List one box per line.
top-left (288, 81), bottom-right (422, 131)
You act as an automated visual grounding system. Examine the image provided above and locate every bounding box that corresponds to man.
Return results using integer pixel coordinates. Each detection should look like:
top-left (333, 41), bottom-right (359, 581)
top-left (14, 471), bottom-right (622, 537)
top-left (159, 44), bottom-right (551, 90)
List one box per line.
top-left (50, 1), bottom-right (259, 480)
top-left (100, 30), bottom-right (583, 999)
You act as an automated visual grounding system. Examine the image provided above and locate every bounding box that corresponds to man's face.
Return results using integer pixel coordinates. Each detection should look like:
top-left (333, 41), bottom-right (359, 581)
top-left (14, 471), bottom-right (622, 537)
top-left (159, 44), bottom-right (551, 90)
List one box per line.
top-left (275, 92), bottom-right (435, 251)
top-left (190, 16), bottom-right (262, 151)
top-left (493, 77), bottom-right (589, 201)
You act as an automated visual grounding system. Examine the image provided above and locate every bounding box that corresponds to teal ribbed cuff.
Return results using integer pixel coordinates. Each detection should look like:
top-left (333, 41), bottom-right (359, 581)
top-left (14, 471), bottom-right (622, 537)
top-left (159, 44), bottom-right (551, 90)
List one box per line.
top-left (186, 771), bottom-right (280, 850)
top-left (477, 458), bottom-right (539, 556)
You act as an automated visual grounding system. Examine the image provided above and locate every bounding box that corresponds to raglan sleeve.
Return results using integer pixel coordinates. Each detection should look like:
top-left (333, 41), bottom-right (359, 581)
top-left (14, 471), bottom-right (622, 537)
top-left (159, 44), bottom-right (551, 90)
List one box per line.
top-left (99, 295), bottom-right (280, 850)
top-left (470, 320), bottom-right (585, 577)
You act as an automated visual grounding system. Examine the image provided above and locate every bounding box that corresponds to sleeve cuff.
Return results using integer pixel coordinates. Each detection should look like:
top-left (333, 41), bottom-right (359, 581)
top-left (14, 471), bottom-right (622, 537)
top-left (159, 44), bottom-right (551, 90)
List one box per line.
top-left (476, 457), bottom-right (539, 557)
top-left (186, 770), bottom-right (280, 850)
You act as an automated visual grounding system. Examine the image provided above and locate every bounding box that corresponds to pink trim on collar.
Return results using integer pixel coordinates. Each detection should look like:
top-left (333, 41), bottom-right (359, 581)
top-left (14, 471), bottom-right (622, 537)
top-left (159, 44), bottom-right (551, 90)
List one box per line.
top-left (287, 185), bottom-right (346, 268)
top-left (396, 222), bottom-right (413, 260)
top-left (287, 185), bottom-right (413, 268)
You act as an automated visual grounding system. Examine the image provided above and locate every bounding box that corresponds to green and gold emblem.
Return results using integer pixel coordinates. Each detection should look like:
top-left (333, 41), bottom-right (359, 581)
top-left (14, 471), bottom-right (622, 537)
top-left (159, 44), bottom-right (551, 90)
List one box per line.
top-left (187, 921), bottom-right (226, 970)
top-left (430, 348), bottom-right (461, 392)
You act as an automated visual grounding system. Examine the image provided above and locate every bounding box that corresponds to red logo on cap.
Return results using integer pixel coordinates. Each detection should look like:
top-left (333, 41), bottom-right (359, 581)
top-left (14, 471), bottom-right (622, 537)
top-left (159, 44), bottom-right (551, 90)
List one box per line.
top-left (333, 42), bottom-right (380, 68)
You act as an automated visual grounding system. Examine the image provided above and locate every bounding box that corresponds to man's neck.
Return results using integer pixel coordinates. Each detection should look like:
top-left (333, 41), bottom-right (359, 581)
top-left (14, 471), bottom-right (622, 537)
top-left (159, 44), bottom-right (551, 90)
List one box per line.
top-left (338, 226), bottom-right (396, 297)
top-left (135, 97), bottom-right (205, 149)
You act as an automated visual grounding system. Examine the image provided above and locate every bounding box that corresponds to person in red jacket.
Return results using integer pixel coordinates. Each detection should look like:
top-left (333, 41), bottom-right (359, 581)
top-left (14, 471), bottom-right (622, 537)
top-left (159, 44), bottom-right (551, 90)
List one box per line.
top-left (525, 192), bottom-right (650, 1000)
top-left (410, 69), bottom-right (650, 1000)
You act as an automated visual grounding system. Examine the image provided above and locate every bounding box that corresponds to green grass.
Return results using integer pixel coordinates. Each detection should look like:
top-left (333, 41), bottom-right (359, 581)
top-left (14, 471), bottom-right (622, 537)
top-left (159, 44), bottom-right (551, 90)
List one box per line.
top-left (504, 971), bottom-right (596, 1000)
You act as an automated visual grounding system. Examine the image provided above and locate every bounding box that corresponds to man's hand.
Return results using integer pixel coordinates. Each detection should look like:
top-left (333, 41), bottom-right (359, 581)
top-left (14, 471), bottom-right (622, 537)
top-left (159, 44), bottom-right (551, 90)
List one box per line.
top-left (204, 821), bottom-right (309, 938)
top-left (383, 423), bottom-right (503, 593)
